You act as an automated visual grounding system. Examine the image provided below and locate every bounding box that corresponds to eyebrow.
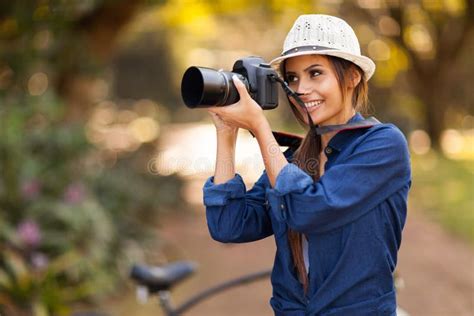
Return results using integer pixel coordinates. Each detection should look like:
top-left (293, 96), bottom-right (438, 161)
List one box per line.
top-left (285, 63), bottom-right (324, 75)
top-left (304, 63), bottom-right (323, 72)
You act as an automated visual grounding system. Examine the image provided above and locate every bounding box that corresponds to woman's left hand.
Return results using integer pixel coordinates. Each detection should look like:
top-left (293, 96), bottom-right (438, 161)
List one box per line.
top-left (207, 75), bottom-right (267, 134)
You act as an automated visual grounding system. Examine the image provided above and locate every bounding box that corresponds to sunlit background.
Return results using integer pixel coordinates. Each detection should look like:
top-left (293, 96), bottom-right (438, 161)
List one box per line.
top-left (0, 1), bottom-right (472, 316)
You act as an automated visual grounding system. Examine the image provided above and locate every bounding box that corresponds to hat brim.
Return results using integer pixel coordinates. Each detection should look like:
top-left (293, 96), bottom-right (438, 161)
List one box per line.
top-left (269, 50), bottom-right (376, 81)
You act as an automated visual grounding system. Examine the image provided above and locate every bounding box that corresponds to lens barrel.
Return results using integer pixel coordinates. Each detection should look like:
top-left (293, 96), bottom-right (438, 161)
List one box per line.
top-left (181, 67), bottom-right (244, 108)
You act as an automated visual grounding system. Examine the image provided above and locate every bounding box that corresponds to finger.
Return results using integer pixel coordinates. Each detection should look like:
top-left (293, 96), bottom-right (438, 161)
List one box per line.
top-left (232, 75), bottom-right (251, 100)
top-left (207, 110), bottom-right (218, 117)
top-left (208, 109), bottom-right (226, 120)
top-left (207, 107), bottom-right (222, 115)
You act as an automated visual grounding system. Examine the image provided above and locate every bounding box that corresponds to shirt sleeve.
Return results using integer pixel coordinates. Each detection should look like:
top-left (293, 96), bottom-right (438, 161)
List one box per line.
top-left (266, 125), bottom-right (411, 234)
top-left (203, 172), bottom-right (273, 243)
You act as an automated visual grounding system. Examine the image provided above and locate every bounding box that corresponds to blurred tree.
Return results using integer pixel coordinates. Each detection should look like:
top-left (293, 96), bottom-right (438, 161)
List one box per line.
top-left (112, 30), bottom-right (179, 107)
top-left (342, 0), bottom-right (474, 149)
top-left (0, 0), bottom-right (147, 119)
top-left (119, 0), bottom-right (473, 145)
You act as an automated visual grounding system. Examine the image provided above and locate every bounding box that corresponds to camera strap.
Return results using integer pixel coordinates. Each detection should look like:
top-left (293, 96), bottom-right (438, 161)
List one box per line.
top-left (271, 75), bottom-right (318, 131)
top-left (315, 116), bottom-right (380, 134)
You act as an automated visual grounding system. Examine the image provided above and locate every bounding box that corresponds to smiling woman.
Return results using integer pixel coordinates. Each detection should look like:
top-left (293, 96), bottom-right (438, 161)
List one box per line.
top-left (202, 14), bottom-right (411, 316)
top-left (284, 54), bottom-right (367, 127)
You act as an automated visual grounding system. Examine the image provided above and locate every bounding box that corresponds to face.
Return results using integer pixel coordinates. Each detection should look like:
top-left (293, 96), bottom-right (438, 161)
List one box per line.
top-left (284, 54), bottom-right (355, 126)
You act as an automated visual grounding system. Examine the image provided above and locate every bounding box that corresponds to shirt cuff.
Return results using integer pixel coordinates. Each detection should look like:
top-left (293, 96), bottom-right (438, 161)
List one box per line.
top-left (272, 163), bottom-right (314, 196)
top-left (265, 164), bottom-right (313, 222)
top-left (203, 174), bottom-right (246, 206)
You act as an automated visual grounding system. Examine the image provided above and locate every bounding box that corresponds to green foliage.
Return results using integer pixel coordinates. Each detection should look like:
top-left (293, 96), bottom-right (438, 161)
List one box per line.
top-left (0, 246), bottom-right (91, 316)
top-left (0, 1), bottom-right (185, 312)
top-left (411, 152), bottom-right (474, 244)
top-left (0, 90), bottom-right (185, 314)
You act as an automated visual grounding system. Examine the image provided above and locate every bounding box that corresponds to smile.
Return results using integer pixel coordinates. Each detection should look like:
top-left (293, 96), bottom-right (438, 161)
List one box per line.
top-left (304, 100), bottom-right (323, 108)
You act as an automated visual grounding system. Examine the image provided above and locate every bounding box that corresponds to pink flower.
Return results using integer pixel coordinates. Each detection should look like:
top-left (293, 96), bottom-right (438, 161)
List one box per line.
top-left (21, 179), bottom-right (41, 200)
top-left (17, 220), bottom-right (42, 248)
top-left (31, 252), bottom-right (49, 270)
top-left (63, 182), bottom-right (86, 204)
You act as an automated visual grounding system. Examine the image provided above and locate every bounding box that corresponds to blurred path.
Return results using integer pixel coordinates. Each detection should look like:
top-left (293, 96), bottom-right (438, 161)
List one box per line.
top-left (396, 209), bottom-right (474, 316)
top-left (157, 207), bottom-right (275, 316)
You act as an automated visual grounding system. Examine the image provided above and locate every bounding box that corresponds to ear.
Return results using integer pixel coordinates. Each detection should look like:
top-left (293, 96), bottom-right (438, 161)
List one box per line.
top-left (348, 67), bottom-right (362, 88)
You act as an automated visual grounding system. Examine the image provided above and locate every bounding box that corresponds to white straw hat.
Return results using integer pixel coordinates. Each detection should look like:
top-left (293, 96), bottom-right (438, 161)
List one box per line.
top-left (270, 14), bottom-right (376, 81)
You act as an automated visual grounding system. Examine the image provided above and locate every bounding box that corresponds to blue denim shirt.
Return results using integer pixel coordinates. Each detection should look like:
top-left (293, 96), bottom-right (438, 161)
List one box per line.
top-left (203, 113), bottom-right (411, 316)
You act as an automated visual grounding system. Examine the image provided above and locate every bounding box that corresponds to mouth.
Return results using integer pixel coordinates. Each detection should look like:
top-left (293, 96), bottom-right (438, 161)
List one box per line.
top-left (304, 100), bottom-right (323, 109)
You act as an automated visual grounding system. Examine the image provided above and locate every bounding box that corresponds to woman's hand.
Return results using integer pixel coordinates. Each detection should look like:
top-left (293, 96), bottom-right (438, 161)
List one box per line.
top-left (207, 75), bottom-right (267, 134)
top-left (208, 110), bottom-right (239, 135)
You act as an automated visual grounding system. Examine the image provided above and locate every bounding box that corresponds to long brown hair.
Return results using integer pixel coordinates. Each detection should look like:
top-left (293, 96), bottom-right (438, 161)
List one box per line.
top-left (284, 55), bottom-right (369, 293)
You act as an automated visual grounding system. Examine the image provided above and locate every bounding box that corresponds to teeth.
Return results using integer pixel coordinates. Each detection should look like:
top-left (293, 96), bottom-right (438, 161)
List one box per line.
top-left (305, 100), bottom-right (323, 108)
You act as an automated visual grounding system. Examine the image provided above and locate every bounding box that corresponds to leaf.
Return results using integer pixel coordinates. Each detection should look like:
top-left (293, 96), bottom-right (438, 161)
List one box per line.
top-left (0, 268), bottom-right (13, 289)
top-left (2, 249), bottom-right (28, 284)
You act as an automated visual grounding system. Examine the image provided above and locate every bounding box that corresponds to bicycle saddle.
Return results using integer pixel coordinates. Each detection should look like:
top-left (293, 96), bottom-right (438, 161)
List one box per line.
top-left (130, 261), bottom-right (197, 293)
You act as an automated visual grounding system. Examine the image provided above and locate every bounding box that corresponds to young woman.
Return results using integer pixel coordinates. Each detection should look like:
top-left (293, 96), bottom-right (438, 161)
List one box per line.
top-left (203, 14), bottom-right (411, 315)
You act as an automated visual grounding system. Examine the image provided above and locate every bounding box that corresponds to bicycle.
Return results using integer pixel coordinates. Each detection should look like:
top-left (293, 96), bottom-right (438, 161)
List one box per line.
top-left (129, 261), bottom-right (271, 316)
top-left (129, 262), bottom-right (411, 316)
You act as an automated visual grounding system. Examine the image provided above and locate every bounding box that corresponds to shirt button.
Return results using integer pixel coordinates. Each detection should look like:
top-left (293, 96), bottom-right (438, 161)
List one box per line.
top-left (280, 204), bottom-right (285, 210)
top-left (324, 147), bottom-right (333, 155)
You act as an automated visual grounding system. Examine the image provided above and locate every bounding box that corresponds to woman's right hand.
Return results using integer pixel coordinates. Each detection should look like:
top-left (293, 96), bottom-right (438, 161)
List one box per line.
top-left (208, 110), bottom-right (239, 135)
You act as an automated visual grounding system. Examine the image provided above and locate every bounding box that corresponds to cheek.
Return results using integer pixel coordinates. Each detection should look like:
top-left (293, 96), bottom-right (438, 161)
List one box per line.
top-left (323, 84), bottom-right (344, 106)
top-left (318, 79), bottom-right (337, 97)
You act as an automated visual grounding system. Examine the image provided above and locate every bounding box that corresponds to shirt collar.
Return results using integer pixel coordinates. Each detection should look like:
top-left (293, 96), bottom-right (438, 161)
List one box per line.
top-left (327, 112), bottom-right (368, 152)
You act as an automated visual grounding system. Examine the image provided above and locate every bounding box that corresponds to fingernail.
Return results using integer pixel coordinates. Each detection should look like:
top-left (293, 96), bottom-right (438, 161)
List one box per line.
top-left (232, 74), bottom-right (240, 82)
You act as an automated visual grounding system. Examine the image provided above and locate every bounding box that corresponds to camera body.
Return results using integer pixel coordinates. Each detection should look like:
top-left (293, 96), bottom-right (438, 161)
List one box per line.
top-left (181, 56), bottom-right (279, 109)
top-left (231, 57), bottom-right (279, 109)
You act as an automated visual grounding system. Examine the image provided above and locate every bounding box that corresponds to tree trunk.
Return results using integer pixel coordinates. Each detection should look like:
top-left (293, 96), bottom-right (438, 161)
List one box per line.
top-left (420, 84), bottom-right (445, 151)
top-left (56, 0), bottom-right (145, 121)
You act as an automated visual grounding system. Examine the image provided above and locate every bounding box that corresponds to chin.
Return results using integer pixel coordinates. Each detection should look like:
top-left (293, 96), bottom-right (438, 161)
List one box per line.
top-left (308, 113), bottom-right (327, 126)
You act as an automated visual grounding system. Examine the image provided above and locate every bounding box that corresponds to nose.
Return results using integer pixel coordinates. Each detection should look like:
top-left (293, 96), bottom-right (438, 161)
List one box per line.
top-left (294, 78), bottom-right (312, 96)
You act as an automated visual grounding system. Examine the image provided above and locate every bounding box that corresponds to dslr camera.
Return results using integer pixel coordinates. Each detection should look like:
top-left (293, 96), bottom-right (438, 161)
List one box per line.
top-left (181, 57), bottom-right (279, 109)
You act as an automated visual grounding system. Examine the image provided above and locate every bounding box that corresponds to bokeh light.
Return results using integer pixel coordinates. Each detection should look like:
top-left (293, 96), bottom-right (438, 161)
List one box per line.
top-left (409, 129), bottom-right (431, 155)
top-left (28, 72), bottom-right (49, 96)
top-left (86, 101), bottom-right (162, 153)
top-left (441, 129), bottom-right (464, 157)
top-left (133, 99), bottom-right (158, 117)
top-left (128, 117), bottom-right (160, 143)
top-left (368, 39), bottom-right (391, 61)
top-left (444, 0), bottom-right (466, 15)
top-left (404, 24), bottom-right (434, 57)
top-left (357, 0), bottom-right (382, 9)
top-left (378, 16), bottom-right (400, 36)
top-left (355, 24), bottom-right (376, 45)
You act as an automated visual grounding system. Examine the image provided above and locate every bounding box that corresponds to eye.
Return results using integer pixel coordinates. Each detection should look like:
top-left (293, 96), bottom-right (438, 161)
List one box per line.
top-left (309, 70), bottom-right (322, 78)
top-left (285, 74), bottom-right (298, 83)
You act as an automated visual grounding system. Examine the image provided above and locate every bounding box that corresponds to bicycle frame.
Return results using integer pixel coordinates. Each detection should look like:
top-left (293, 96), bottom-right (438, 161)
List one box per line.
top-left (158, 270), bottom-right (271, 316)
top-left (130, 262), bottom-right (271, 316)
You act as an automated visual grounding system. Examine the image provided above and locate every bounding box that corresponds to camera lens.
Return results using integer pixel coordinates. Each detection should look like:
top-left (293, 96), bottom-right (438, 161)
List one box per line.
top-left (181, 67), bottom-right (243, 108)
